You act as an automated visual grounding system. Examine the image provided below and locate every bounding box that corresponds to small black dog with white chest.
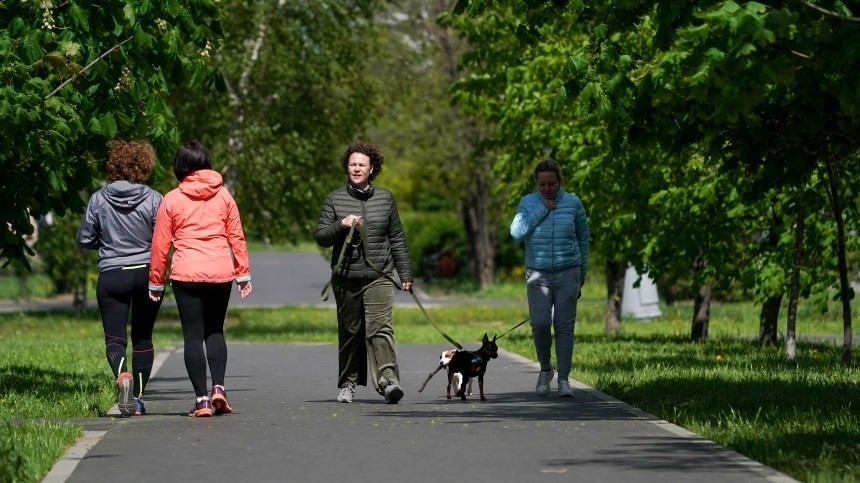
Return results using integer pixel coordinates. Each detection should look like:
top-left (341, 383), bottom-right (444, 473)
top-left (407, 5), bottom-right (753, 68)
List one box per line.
top-left (417, 333), bottom-right (499, 401)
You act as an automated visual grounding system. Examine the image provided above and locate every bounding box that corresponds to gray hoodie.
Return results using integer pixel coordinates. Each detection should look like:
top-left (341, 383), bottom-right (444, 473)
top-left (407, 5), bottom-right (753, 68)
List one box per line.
top-left (77, 180), bottom-right (163, 272)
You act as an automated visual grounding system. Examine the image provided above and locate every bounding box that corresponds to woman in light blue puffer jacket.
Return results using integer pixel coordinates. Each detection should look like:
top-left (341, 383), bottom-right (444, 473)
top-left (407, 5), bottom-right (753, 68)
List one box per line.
top-left (510, 159), bottom-right (589, 398)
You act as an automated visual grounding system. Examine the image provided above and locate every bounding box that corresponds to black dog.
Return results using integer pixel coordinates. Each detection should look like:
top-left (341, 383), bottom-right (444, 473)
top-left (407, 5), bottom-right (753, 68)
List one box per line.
top-left (417, 333), bottom-right (499, 401)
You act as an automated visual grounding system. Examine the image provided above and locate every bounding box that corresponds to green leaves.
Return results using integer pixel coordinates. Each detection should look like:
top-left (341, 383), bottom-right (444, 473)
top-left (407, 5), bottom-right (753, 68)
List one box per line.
top-left (0, 0), bottom-right (222, 266)
top-left (449, 0), bottom-right (860, 320)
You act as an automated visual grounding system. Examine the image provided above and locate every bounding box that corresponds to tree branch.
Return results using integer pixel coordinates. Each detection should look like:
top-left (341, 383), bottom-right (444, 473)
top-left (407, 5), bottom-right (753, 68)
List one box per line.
top-left (45, 37), bottom-right (133, 100)
top-left (794, 0), bottom-right (860, 22)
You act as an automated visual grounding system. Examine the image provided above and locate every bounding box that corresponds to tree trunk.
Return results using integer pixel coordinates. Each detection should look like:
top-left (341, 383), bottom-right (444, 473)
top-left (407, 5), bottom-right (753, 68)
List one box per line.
top-left (758, 295), bottom-right (782, 347)
top-left (605, 259), bottom-right (624, 335)
top-left (757, 213), bottom-right (782, 347)
top-left (786, 212), bottom-right (804, 361)
top-left (72, 247), bottom-right (88, 312)
top-left (691, 283), bottom-right (712, 342)
top-left (432, 4), bottom-right (499, 290)
top-left (824, 155), bottom-right (853, 366)
top-left (223, 12), bottom-right (268, 194)
top-left (461, 166), bottom-right (497, 288)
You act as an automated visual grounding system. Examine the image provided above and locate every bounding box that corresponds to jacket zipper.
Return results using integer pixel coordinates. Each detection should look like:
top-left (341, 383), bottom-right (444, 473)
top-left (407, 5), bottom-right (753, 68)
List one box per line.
top-left (360, 199), bottom-right (368, 279)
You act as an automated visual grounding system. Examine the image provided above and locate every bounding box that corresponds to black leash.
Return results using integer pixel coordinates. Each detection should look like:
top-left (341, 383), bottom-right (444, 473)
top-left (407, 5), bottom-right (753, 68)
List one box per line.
top-left (320, 219), bottom-right (464, 350)
top-left (494, 316), bottom-right (530, 341)
top-left (319, 220), bottom-right (357, 302)
top-left (321, 219), bottom-right (530, 350)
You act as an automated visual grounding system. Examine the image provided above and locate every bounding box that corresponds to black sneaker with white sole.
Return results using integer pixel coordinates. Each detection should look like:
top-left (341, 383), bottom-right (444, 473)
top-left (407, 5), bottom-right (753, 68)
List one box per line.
top-left (383, 382), bottom-right (403, 404)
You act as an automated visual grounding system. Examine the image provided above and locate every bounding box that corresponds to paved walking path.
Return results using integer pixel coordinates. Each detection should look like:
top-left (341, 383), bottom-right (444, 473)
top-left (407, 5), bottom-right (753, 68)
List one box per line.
top-left (49, 342), bottom-right (795, 483)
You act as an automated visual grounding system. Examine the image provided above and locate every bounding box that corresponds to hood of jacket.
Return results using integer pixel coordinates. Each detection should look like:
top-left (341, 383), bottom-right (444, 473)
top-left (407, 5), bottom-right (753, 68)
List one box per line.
top-left (103, 180), bottom-right (153, 210)
top-left (179, 169), bottom-right (223, 200)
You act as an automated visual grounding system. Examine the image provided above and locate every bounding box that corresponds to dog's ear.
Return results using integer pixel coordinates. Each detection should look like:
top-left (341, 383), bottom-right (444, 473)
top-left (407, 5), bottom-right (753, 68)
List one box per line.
top-left (492, 333), bottom-right (498, 343)
top-left (482, 333), bottom-right (489, 344)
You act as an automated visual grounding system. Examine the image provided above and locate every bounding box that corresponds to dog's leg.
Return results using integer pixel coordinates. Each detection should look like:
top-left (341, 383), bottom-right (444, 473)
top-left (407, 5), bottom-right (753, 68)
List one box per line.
top-left (459, 376), bottom-right (469, 400)
top-left (418, 364), bottom-right (444, 393)
top-left (466, 378), bottom-right (473, 396)
top-left (446, 368), bottom-right (454, 399)
top-left (451, 373), bottom-right (463, 396)
top-left (478, 374), bottom-right (486, 401)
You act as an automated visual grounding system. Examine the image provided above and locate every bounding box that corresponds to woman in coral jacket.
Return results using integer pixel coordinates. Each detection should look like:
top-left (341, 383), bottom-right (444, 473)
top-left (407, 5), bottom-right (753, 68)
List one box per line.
top-left (148, 141), bottom-right (252, 417)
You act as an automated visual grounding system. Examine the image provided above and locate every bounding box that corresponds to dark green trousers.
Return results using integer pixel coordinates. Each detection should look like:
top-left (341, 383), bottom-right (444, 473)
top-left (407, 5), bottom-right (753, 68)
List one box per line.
top-left (332, 276), bottom-right (399, 394)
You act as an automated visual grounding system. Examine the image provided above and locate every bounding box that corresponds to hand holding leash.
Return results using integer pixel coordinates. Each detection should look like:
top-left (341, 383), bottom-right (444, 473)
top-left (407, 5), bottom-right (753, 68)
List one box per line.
top-left (341, 215), bottom-right (362, 229)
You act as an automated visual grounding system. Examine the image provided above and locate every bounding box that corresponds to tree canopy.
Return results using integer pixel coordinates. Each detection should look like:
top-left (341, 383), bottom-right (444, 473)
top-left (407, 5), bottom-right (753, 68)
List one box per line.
top-left (1, 0), bottom-right (221, 268)
top-left (451, 0), bottom-right (859, 359)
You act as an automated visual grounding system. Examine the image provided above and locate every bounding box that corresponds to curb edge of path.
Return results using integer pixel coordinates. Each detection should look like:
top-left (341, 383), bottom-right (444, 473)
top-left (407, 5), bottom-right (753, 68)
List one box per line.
top-left (501, 350), bottom-right (800, 483)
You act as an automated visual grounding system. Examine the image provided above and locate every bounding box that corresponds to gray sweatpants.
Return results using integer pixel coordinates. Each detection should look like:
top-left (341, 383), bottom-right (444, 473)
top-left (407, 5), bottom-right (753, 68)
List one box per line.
top-left (526, 266), bottom-right (582, 381)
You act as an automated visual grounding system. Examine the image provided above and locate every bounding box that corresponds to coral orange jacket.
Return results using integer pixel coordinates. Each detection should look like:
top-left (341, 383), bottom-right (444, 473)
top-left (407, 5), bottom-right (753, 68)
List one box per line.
top-left (148, 169), bottom-right (251, 290)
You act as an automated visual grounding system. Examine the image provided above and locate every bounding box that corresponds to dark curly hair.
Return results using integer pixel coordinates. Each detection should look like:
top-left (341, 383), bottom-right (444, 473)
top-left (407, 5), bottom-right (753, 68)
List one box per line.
top-left (339, 141), bottom-right (384, 182)
top-left (106, 140), bottom-right (156, 183)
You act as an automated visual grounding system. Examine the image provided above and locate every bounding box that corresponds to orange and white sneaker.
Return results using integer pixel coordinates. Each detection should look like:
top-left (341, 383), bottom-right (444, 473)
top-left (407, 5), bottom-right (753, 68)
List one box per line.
top-left (116, 372), bottom-right (135, 417)
top-left (211, 385), bottom-right (232, 415)
top-left (189, 397), bottom-right (213, 417)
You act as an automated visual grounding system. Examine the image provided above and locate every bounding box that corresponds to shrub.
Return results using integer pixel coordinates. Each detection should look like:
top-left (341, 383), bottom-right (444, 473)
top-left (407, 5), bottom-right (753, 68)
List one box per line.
top-left (400, 211), bottom-right (463, 279)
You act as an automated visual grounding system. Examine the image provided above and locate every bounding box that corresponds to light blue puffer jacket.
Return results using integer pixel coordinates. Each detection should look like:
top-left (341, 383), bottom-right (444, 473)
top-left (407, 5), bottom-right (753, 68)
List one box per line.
top-left (510, 187), bottom-right (589, 279)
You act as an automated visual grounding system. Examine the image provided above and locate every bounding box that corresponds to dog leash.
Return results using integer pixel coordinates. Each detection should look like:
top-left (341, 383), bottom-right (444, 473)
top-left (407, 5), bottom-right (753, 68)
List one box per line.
top-left (321, 218), bottom-right (464, 350)
top-left (319, 220), bottom-right (358, 302)
top-left (494, 317), bottom-right (530, 340)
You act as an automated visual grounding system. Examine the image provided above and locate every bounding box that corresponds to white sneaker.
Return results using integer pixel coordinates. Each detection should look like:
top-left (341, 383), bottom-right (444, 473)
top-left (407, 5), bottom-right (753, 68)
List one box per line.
top-left (558, 379), bottom-right (573, 397)
top-left (535, 369), bottom-right (554, 396)
top-left (337, 384), bottom-right (355, 403)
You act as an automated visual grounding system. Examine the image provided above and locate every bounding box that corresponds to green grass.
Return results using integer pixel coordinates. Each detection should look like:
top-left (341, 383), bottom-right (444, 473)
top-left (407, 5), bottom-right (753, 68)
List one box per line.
top-left (0, 310), bottom-right (182, 482)
top-left (0, 422), bottom-right (82, 483)
top-left (0, 273), bottom-right (55, 300)
top-left (0, 296), bottom-right (857, 482)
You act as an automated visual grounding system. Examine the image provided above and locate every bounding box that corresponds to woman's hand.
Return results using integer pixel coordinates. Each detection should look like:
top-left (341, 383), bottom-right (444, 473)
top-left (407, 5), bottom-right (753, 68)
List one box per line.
top-left (237, 280), bottom-right (253, 298)
top-left (402, 282), bottom-right (413, 292)
top-left (542, 199), bottom-right (556, 211)
top-left (148, 290), bottom-right (163, 302)
top-left (341, 215), bottom-right (362, 228)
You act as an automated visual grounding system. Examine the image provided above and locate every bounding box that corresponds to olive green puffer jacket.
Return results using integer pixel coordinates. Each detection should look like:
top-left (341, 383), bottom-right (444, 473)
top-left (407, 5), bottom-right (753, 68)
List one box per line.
top-left (315, 183), bottom-right (414, 283)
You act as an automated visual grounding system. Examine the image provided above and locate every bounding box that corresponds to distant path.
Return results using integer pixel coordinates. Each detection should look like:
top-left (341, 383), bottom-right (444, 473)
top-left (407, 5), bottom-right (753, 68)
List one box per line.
top-left (0, 252), bottom-right (499, 313)
top-left (228, 251), bottom-right (485, 308)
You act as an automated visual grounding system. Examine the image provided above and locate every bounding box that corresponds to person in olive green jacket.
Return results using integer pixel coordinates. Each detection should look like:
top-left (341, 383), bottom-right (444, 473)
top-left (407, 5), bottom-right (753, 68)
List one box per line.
top-left (315, 141), bottom-right (414, 404)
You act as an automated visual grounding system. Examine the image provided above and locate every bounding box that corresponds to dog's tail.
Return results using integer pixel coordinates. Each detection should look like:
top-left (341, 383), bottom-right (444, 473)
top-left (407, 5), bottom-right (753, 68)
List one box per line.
top-left (417, 365), bottom-right (443, 392)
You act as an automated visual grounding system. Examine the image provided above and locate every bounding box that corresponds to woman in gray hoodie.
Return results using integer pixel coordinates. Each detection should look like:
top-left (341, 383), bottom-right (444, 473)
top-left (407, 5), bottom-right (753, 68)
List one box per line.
top-left (77, 140), bottom-right (163, 417)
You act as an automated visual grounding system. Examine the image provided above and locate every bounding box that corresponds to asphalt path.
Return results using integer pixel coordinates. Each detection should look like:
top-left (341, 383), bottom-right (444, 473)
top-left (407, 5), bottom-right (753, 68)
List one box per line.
top-left (49, 343), bottom-right (795, 483)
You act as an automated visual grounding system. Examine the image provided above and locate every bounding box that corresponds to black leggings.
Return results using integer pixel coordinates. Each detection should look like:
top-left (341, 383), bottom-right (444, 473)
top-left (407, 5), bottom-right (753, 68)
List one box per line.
top-left (96, 266), bottom-right (162, 398)
top-left (172, 281), bottom-right (232, 397)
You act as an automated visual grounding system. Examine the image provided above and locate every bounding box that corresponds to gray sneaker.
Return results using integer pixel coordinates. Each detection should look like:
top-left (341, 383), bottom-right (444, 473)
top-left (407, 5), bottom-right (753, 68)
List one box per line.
top-left (535, 369), bottom-right (554, 396)
top-left (337, 384), bottom-right (355, 403)
top-left (383, 382), bottom-right (404, 404)
top-left (558, 379), bottom-right (573, 397)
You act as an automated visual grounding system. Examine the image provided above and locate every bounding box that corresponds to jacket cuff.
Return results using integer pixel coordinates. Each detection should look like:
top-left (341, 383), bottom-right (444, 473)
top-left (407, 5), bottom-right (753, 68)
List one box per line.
top-left (236, 275), bottom-right (252, 283)
top-left (148, 284), bottom-right (164, 292)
